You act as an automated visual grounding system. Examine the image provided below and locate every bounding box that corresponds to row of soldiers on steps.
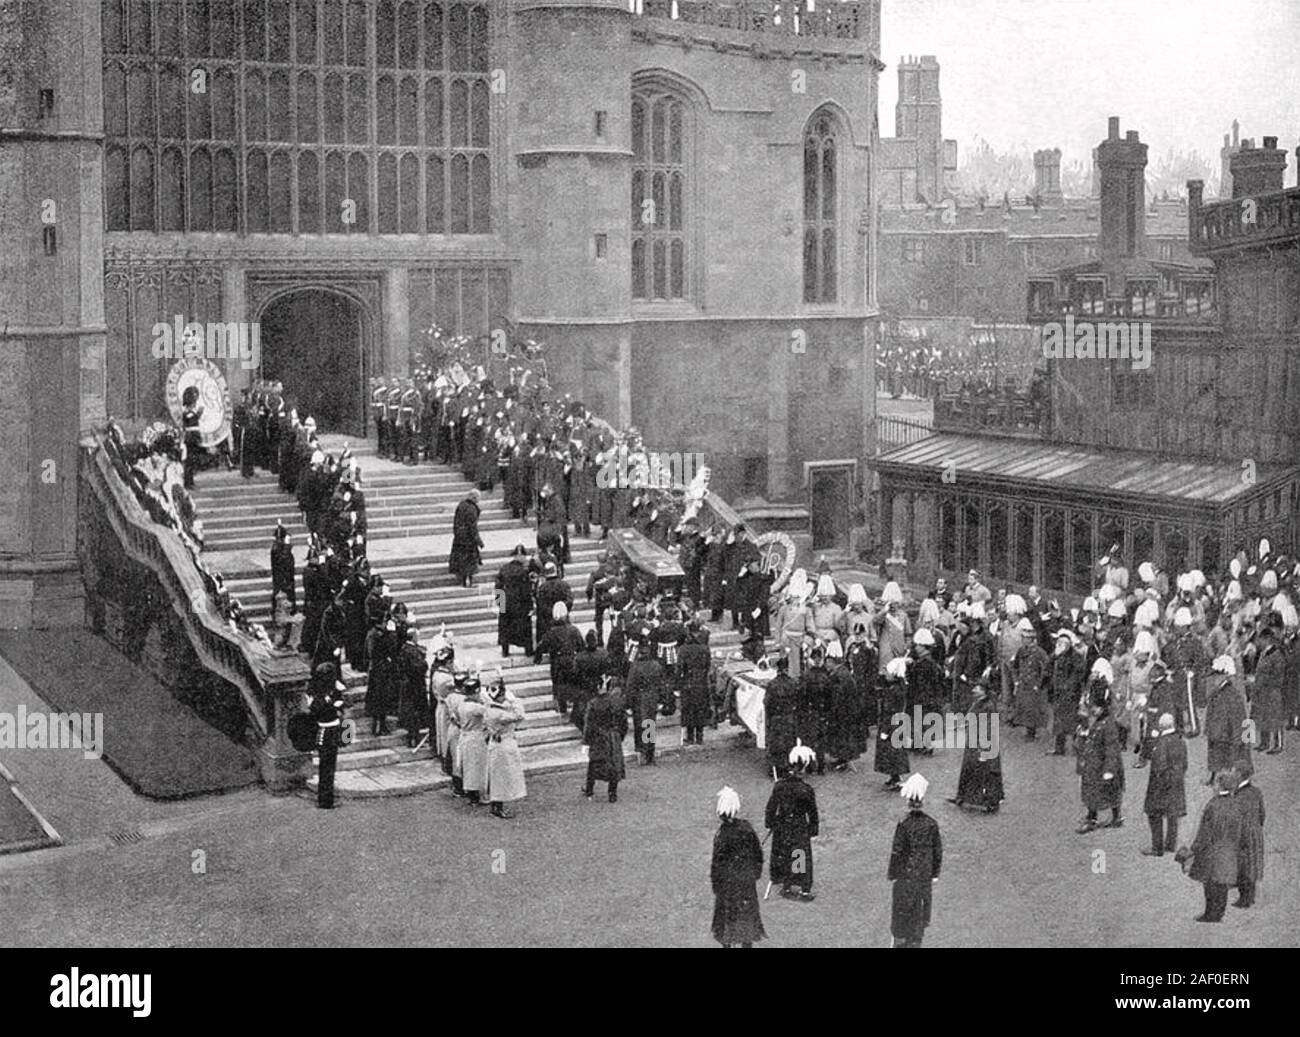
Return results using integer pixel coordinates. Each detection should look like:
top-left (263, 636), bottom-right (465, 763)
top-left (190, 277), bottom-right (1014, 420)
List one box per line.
top-left (371, 372), bottom-right (694, 544)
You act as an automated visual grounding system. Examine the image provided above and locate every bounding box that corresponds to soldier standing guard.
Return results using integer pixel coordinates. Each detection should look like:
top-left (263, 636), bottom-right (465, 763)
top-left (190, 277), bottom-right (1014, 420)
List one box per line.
top-left (385, 379), bottom-right (405, 460)
top-left (888, 773), bottom-right (942, 947)
top-left (370, 377), bottom-right (388, 456)
top-left (310, 663), bottom-right (347, 810)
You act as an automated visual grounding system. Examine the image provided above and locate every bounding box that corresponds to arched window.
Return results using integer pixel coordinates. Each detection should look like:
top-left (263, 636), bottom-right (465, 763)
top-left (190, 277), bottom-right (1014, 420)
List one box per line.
top-left (803, 111), bottom-right (839, 303)
top-left (631, 84), bottom-right (689, 301)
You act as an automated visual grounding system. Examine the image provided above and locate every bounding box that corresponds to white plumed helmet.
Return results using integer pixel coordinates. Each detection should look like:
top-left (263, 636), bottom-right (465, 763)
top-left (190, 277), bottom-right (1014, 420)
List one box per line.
top-left (1138, 561), bottom-right (1156, 584)
top-left (967, 601), bottom-right (986, 622)
top-left (1106, 599), bottom-right (1127, 619)
top-left (913, 627), bottom-right (935, 647)
top-left (1134, 600), bottom-right (1159, 629)
top-left (816, 575), bottom-right (836, 599)
top-left (1173, 607), bottom-right (1193, 628)
top-left (881, 581), bottom-right (903, 605)
top-left (1004, 593), bottom-right (1027, 616)
top-left (1133, 630), bottom-right (1158, 656)
top-left (917, 598), bottom-right (941, 625)
top-left (899, 773), bottom-right (929, 802)
top-left (715, 786), bottom-right (741, 818)
top-left (847, 583), bottom-right (869, 607)
top-left (1090, 658), bottom-right (1114, 684)
top-left (1211, 655), bottom-right (1236, 676)
top-left (788, 740), bottom-right (817, 769)
top-left (885, 657), bottom-right (910, 680)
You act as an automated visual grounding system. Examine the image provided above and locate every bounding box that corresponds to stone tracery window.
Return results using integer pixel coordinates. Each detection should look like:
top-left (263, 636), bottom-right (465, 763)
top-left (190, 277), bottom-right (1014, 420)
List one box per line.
top-left (102, 0), bottom-right (492, 235)
top-left (803, 109), bottom-right (839, 303)
top-left (631, 85), bottom-right (688, 301)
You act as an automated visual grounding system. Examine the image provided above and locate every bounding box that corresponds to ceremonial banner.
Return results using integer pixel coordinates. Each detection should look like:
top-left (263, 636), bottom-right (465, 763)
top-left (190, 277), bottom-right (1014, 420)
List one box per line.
top-left (733, 673), bottom-right (768, 749)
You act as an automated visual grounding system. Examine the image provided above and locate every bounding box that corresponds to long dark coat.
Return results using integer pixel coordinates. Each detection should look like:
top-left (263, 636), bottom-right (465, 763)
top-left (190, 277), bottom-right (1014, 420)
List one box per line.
top-left (763, 672), bottom-right (800, 771)
top-left (1204, 679), bottom-right (1249, 772)
top-left (1143, 731), bottom-right (1187, 817)
top-left (534, 620), bottom-right (586, 703)
top-left (765, 776), bottom-right (819, 886)
top-left (908, 652), bottom-right (946, 715)
top-left (448, 497), bottom-right (483, 581)
top-left (889, 809), bottom-right (942, 942)
top-left (1011, 642), bottom-right (1050, 729)
top-left (341, 573), bottom-right (370, 671)
top-left (1077, 714), bottom-right (1125, 812)
top-left (845, 639), bottom-right (878, 736)
top-left (582, 692), bottom-right (627, 782)
top-left (678, 640), bottom-right (713, 729)
top-left (875, 678), bottom-right (911, 776)
top-left (1253, 642), bottom-right (1286, 735)
top-left (364, 627), bottom-right (398, 718)
top-left (955, 694), bottom-right (1003, 808)
top-left (270, 540), bottom-right (296, 611)
top-left (710, 818), bottom-right (766, 946)
top-left (796, 664), bottom-right (833, 760)
top-left (495, 558), bottom-right (535, 650)
top-left (823, 661), bottom-right (862, 761)
top-left (395, 641), bottom-right (429, 734)
top-left (1234, 782), bottom-right (1265, 883)
top-left (1188, 794), bottom-right (1241, 886)
top-left (1049, 649), bottom-right (1086, 738)
top-left (626, 656), bottom-right (666, 740)
top-left (534, 576), bottom-right (573, 645)
top-left (702, 541), bottom-right (726, 614)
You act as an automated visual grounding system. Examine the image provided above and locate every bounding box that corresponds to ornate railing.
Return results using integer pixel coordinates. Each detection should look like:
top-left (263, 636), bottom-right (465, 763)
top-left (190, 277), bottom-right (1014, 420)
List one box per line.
top-left (81, 434), bottom-right (281, 742)
top-left (632, 0), bottom-right (869, 39)
top-left (933, 394), bottom-right (1046, 438)
top-left (1192, 187), bottom-right (1300, 249)
top-left (876, 414), bottom-right (935, 452)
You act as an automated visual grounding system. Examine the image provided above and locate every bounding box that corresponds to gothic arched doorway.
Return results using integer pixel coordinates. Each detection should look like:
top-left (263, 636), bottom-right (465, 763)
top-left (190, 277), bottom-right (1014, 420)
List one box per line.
top-left (258, 288), bottom-right (368, 437)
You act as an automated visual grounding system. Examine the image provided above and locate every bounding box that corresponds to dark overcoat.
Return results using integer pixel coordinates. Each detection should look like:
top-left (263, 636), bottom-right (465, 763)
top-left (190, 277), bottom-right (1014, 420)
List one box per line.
top-left (1143, 731), bottom-right (1187, 817)
top-left (710, 819), bottom-right (766, 946)
top-left (889, 809), bottom-right (942, 942)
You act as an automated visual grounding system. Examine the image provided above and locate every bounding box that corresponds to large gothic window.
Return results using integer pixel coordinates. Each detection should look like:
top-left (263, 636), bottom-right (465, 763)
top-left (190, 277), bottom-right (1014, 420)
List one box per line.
top-left (102, 0), bottom-right (493, 235)
top-left (631, 85), bottom-right (688, 301)
top-left (803, 111), bottom-right (838, 303)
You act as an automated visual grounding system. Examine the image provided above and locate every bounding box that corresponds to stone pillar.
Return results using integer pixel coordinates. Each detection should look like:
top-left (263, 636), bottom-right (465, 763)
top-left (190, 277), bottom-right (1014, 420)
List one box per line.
top-left (223, 264), bottom-right (250, 391)
top-left (385, 267), bottom-right (410, 377)
top-left (617, 327), bottom-right (632, 428)
top-left (0, 0), bottom-right (106, 628)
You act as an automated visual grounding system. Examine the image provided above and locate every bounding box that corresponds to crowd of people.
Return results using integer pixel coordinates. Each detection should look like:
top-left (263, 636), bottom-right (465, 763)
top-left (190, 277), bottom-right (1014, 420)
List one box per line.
top-left (876, 334), bottom-right (1041, 401)
top-left (101, 419), bottom-right (272, 646)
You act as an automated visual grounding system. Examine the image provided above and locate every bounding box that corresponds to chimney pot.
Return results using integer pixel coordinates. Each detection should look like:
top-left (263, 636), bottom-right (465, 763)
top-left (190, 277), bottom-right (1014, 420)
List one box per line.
top-left (1263, 136), bottom-right (1278, 150)
top-left (1126, 130), bottom-right (1139, 143)
top-left (1108, 116), bottom-right (1120, 140)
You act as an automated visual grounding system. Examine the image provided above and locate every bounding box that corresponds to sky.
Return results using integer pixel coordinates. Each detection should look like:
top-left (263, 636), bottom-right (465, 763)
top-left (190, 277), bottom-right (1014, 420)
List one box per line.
top-left (878, 0), bottom-right (1300, 181)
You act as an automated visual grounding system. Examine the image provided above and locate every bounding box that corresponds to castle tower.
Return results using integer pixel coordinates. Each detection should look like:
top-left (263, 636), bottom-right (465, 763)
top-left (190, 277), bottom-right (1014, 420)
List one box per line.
top-left (895, 55), bottom-right (944, 202)
top-left (1095, 116), bottom-right (1148, 262)
top-left (1033, 148), bottom-right (1064, 206)
top-left (0, 0), bottom-right (106, 627)
top-left (509, 0), bottom-right (634, 423)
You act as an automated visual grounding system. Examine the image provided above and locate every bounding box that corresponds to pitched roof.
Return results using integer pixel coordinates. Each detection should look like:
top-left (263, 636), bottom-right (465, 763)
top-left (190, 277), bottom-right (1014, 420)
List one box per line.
top-left (876, 432), bottom-right (1292, 507)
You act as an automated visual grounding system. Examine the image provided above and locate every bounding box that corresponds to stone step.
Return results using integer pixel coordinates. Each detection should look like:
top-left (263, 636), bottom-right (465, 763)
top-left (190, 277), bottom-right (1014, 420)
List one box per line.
top-left (306, 723), bottom-right (747, 799)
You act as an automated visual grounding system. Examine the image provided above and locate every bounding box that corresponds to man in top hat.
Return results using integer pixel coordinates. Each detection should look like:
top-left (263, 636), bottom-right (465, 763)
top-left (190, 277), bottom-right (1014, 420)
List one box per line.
top-left (764, 648), bottom-right (800, 775)
top-left (1182, 770), bottom-right (1242, 922)
top-left (449, 488), bottom-right (483, 588)
top-left (797, 641), bottom-right (833, 775)
top-left (1205, 655), bottom-right (1249, 783)
top-left (626, 624), bottom-right (665, 766)
top-left (678, 620), bottom-right (714, 746)
top-left (495, 544), bottom-right (536, 657)
top-left (888, 773), bottom-right (942, 947)
top-left (1232, 763), bottom-right (1264, 909)
top-left (583, 675), bottom-right (628, 802)
top-left (765, 742), bottom-right (820, 902)
top-left (309, 663), bottom-right (348, 810)
top-left (1141, 712), bottom-right (1186, 856)
top-left (395, 626), bottom-right (429, 749)
top-left (1253, 622), bottom-right (1286, 755)
top-left (1046, 629), bottom-right (1085, 756)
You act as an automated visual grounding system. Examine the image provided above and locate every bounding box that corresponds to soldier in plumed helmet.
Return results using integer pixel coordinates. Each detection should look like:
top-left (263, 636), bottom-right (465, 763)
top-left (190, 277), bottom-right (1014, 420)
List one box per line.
top-left (710, 786), bottom-right (765, 948)
top-left (888, 773), bottom-right (942, 947)
top-left (309, 663), bottom-right (347, 810)
top-left (1075, 664), bottom-right (1125, 833)
top-left (876, 656), bottom-right (911, 790)
top-left (765, 742), bottom-right (820, 901)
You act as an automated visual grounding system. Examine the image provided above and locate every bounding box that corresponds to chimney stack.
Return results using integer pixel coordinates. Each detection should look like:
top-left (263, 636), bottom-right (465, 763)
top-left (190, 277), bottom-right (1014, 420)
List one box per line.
top-left (1219, 121), bottom-right (1242, 199)
top-left (1033, 148), bottom-right (1064, 205)
top-left (1095, 117), bottom-right (1148, 261)
top-left (1229, 135), bottom-right (1287, 197)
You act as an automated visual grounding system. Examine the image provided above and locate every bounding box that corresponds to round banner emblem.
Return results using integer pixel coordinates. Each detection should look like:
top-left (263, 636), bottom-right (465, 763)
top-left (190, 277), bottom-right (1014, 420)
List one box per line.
top-left (755, 531), bottom-right (797, 594)
top-left (165, 356), bottom-right (230, 448)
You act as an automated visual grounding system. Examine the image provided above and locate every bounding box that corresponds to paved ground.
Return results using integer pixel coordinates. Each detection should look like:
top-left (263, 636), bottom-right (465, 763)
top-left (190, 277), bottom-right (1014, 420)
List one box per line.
top-left (876, 394), bottom-right (934, 423)
top-left (2, 654), bottom-right (1296, 946)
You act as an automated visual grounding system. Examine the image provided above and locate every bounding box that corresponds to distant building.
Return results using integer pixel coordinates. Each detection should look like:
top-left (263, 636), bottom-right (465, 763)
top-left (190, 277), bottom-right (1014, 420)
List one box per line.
top-left (874, 118), bottom-right (1300, 594)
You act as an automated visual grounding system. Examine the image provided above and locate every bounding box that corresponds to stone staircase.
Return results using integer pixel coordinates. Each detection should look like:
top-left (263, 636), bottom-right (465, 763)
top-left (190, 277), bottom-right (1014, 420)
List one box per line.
top-left (191, 434), bottom-right (752, 798)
